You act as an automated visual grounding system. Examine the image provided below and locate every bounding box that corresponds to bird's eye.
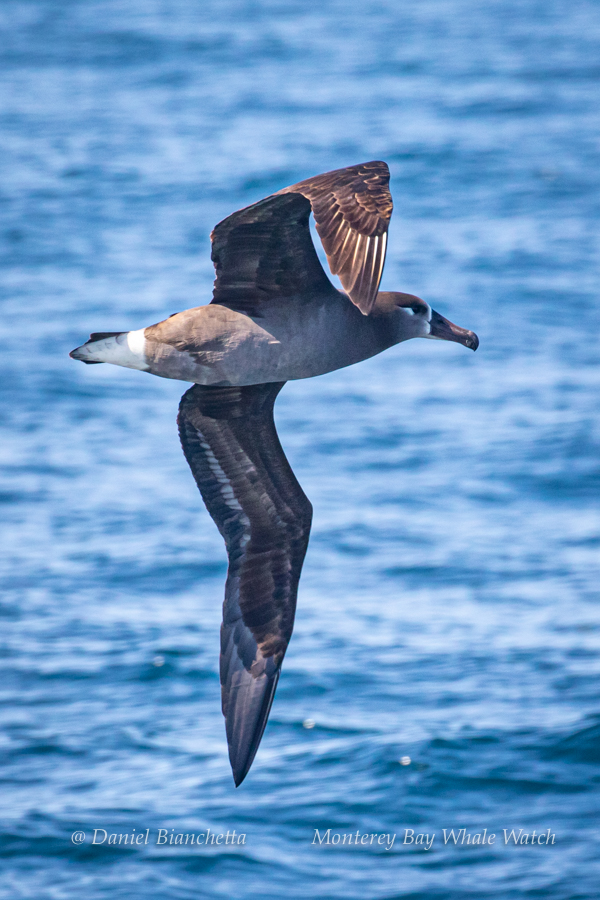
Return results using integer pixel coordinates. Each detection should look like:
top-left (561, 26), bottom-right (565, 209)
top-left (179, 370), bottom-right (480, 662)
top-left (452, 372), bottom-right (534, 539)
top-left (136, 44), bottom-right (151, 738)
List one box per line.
top-left (411, 306), bottom-right (424, 315)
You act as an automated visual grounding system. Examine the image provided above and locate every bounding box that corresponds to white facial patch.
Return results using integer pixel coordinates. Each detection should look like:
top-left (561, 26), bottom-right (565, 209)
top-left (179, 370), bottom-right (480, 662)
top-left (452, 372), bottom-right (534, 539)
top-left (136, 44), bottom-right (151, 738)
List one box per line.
top-left (397, 306), bottom-right (432, 340)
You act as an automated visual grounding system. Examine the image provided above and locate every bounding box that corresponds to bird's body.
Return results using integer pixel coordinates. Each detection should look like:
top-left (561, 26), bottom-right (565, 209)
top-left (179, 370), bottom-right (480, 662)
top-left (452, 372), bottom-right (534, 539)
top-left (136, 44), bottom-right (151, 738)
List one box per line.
top-left (72, 289), bottom-right (425, 385)
top-left (70, 161), bottom-right (478, 786)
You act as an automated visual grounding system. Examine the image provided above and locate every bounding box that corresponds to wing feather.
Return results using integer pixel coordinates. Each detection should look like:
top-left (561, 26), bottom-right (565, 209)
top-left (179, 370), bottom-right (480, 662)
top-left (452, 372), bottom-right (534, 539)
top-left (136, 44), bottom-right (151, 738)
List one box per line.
top-left (177, 382), bottom-right (312, 785)
top-left (210, 161), bottom-right (393, 316)
top-left (210, 193), bottom-right (335, 316)
top-left (280, 160), bottom-right (393, 313)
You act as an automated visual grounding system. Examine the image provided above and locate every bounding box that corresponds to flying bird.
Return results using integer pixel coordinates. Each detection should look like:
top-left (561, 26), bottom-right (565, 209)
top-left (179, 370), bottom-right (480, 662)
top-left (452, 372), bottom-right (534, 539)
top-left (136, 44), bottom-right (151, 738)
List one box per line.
top-left (70, 161), bottom-right (478, 786)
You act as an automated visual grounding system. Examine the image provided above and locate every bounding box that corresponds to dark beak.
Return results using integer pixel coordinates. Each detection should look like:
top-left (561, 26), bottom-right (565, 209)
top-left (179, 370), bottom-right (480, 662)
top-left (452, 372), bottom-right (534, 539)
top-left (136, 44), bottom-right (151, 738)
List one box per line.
top-left (429, 309), bottom-right (479, 351)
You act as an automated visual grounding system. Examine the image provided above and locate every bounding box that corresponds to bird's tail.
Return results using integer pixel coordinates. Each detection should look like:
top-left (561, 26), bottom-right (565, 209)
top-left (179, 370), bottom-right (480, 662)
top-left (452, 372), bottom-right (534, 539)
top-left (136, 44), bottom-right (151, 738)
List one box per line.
top-left (69, 332), bottom-right (124, 365)
top-left (69, 328), bottom-right (149, 371)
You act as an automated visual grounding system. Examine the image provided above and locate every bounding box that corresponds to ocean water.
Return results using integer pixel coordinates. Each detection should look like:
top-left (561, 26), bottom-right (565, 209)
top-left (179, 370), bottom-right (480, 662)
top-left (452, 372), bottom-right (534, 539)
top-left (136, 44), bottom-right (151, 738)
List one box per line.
top-left (1, 0), bottom-right (600, 896)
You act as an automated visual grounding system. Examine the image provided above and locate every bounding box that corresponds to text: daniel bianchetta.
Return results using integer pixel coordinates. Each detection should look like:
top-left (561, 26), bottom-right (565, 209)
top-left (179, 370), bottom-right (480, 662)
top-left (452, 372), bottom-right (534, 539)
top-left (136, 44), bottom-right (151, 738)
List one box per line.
top-left (91, 829), bottom-right (246, 846)
top-left (312, 828), bottom-right (557, 851)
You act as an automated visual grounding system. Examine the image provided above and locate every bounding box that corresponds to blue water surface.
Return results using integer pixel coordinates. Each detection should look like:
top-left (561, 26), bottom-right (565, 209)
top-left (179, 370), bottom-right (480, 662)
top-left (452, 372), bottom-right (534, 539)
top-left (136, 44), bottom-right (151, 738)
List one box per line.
top-left (1, 0), bottom-right (600, 897)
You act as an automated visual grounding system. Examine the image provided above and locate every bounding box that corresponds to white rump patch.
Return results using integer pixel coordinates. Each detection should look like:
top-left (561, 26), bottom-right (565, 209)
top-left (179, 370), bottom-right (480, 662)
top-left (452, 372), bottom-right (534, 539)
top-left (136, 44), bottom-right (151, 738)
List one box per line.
top-left (126, 328), bottom-right (147, 360)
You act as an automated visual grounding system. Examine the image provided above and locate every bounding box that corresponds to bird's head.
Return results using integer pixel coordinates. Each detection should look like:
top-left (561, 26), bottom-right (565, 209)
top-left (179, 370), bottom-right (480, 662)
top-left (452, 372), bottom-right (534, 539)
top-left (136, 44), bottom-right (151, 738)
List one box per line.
top-left (375, 292), bottom-right (479, 351)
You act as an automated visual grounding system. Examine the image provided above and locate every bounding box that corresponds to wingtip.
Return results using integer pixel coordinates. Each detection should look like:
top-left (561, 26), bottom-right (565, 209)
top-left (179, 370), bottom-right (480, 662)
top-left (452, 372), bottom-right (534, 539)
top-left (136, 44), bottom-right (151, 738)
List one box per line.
top-left (229, 742), bottom-right (259, 787)
top-left (223, 666), bottom-right (282, 788)
top-left (232, 764), bottom-right (250, 788)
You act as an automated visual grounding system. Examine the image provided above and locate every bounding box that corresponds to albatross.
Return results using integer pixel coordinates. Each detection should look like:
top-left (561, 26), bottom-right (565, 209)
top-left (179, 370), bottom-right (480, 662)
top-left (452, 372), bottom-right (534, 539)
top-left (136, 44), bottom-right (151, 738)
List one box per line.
top-left (70, 160), bottom-right (478, 786)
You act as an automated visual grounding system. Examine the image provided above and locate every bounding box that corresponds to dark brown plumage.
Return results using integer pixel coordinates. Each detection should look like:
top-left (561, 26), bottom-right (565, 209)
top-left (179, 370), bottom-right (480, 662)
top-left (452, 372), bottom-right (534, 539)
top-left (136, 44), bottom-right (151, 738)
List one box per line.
top-left (177, 164), bottom-right (393, 783)
top-left (69, 160), bottom-right (478, 786)
top-left (211, 160), bottom-right (392, 317)
top-left (178, 383), bottom-right (312, 786)
top-left (279, 160), bottom-right (392, 313)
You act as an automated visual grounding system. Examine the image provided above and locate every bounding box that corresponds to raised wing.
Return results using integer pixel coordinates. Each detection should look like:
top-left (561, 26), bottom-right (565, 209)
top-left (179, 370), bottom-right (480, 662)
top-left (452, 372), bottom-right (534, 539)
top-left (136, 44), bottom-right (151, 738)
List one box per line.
top-left (210, 161), bottom-right (393, 316)
top-left (178, 382), bottom-right (312, 786)
top-left (210, 192), bottom-right (336, 316)
top-left (279, 160), bottom-right (392, 314)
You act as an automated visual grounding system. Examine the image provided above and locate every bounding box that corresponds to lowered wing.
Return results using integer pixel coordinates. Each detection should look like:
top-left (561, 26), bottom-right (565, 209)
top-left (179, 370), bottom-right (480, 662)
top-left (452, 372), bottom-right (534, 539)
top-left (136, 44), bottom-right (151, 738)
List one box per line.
top-left (178, 382), bottom-right (312, 785)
